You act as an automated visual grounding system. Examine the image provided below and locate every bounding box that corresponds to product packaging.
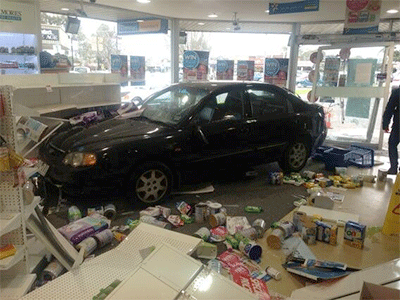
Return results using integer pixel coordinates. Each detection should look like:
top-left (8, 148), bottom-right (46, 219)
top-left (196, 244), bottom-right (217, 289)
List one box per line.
top-left (344, 220), bottom-right (366, 249)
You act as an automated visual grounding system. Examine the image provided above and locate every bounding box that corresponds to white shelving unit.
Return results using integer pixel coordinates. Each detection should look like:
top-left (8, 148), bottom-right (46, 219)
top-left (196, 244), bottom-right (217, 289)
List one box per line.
top-left (0, 85), bottom-right (37, 299)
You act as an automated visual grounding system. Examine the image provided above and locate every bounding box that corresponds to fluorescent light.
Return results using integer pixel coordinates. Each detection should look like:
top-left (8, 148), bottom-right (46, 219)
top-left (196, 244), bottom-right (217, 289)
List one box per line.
top-left (208, 13), bottom-right (218, 18)
top-left (387, 9), bottom-right (398, 14)
top-left (137, 19), bottom-right (144, 23)
top-left (61, 8), bottom-right (69, 11)
top-left (265, 10), bottom-right (270, 13)
top-left (198, 22), bottom-right (205, 25)
top-left (137, 0), bottom-right (151, 3)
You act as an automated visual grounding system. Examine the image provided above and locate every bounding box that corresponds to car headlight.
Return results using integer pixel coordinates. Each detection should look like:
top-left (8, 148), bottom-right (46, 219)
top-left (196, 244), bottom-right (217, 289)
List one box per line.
top-left (62, 152), bottom-right (97, 167)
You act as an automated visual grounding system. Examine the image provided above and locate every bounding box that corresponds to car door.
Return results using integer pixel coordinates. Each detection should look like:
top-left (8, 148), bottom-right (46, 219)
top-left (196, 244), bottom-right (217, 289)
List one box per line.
top-left (188, 87), bottom-right (252, 165)
top-left (243, 85), bottom-right (292, 160)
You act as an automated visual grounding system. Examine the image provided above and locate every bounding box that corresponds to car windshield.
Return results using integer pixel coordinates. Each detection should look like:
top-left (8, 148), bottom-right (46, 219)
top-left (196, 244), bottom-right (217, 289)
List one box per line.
top-left (139, 85), bottom-right (209, 125)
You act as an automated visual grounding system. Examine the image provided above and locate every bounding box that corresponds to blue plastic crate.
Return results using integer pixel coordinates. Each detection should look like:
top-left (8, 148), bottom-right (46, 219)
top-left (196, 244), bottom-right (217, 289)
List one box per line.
top-left (312, 146), bottom-right (332, 161)
top-left (323, 148), bottom-right (353, 171)
top-left (348, 145), bottom-right (374, 168)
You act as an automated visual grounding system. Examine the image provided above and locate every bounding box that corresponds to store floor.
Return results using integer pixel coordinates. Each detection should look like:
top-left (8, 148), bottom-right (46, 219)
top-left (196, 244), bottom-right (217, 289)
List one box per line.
top-left (46, 154), bottom-right (395, 258)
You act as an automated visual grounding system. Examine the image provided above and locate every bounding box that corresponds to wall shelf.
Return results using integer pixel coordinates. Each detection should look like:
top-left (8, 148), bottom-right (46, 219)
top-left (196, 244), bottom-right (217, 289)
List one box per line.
top-left (0, 245), bottom-right (25, 271)
top-left (0, 274), bottom-right (37, 300)
top-left (0, 213), bottom-right (22, 236)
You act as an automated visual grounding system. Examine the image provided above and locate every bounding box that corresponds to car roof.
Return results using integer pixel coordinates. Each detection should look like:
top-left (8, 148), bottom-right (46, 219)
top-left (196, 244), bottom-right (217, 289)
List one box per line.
top-left (172, 81), bottom-right (280, 92)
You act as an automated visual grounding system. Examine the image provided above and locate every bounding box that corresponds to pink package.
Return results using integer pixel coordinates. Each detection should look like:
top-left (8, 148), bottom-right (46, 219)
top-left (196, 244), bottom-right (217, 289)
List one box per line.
top-left (58, 214), bottom-right (109, 244)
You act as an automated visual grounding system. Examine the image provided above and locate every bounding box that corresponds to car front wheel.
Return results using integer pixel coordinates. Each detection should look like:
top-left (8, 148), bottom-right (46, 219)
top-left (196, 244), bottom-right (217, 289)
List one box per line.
top-left (279, 141), bottom-right (310, 172)
top-left (127, 162), bottom-right (173, 205)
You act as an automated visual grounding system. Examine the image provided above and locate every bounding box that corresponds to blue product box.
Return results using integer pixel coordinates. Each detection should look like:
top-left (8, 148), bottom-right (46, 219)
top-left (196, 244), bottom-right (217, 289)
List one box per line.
top-left (344, 221), bottom-right (366, 249)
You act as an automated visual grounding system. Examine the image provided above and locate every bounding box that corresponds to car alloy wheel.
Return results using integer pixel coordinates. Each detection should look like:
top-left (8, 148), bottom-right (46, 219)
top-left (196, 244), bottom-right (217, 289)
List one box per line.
top-left (136, 169), bottom-right (168, 203)
top-left (128, 161), bottom-right (173, 205)
top-left (288, 142), bottom-right (307, 170)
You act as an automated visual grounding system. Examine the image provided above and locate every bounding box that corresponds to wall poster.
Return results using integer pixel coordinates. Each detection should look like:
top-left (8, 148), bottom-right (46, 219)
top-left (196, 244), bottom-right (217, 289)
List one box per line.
top-left (323, 57), bottom-right (340, 86)
top-left (237, 61), bottom-right (255, 81)
top-left (182, 50), bottom-right (209, 81)
top-left (130, 56), bottom-right (145, 86)
top-left (264, 58), bottom-right (289, 87)
top-left (216, 60), bottom-right (234, 80)
top-left (343, 0), bottom-right (382, 34)
top-left (111, 54), bottom-right (128, 86)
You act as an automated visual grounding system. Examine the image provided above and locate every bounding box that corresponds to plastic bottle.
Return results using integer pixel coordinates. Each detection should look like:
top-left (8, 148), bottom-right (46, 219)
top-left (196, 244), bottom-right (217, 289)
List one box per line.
top-left (68, 206), bottom-right (82, 222)
top-left (244, 206), bottom-right (263, 213)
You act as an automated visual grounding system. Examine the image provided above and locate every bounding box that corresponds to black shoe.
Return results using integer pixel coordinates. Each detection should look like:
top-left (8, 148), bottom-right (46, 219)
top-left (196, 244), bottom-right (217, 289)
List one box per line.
top-left (387, 168), bottom-right (398, 175)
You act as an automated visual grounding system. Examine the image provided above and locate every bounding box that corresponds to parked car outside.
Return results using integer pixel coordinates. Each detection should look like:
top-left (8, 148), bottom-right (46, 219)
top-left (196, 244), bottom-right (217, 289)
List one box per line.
top-left (40, 82), bottom-right (326, 206)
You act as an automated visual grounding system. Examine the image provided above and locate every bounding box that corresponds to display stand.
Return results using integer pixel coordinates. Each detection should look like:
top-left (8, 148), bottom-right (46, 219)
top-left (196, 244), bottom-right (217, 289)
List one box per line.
top-left (0, 86), bottom-right (81, 299)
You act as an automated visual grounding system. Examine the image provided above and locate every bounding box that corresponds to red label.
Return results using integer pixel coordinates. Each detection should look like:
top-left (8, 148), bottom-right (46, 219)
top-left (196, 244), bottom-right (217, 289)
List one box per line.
top-left (346, 0), bottom-right (369, 11)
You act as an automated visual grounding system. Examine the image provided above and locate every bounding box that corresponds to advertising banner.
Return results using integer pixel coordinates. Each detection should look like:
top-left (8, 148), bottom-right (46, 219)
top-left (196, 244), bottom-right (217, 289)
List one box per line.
top-left (343, 0), bottom-right (382, 34)
top-left (264, 58), bottom-right (289, 87)
top-left (0, 0), bottom-right (38, 34)
top-left (111, 54), bottom-right (128, 85)
top-left (216, 60), bottom-right (234, 80)
top-left (237, 61), bottom-right (255, 81)
top-left (182, 50), bottom-right (209, 81)
top-left (118, 18), bottom-right (168, 35)
top-left (130, 56), bottom-right (145, 86)
top-left (323, 57), bottom-right (340, 87)
top-left (269, 0), bottom-right (319, 15)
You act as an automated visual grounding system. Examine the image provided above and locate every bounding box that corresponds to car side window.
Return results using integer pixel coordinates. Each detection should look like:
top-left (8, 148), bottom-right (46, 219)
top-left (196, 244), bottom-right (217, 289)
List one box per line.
top-left (246, 88), bottom-right (287, 117)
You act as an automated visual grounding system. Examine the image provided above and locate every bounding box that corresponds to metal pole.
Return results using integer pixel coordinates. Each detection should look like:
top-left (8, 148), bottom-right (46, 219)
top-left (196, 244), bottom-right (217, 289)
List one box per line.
top-left (170, 18), bottom-right (180, 84)
top-left (288, 23), bottom-right (300, 92)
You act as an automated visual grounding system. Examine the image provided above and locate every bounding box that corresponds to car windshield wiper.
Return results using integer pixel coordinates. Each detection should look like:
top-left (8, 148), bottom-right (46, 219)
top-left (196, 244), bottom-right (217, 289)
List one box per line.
top-left (135, 115), bottom-right (173, 128)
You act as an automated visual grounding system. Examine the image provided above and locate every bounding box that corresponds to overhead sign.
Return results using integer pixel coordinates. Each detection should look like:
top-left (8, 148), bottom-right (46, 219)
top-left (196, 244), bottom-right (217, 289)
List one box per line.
top-left (0, 1), bottom-right (37, 34)
top-left (343, 0), bottom-right (381, 34)
top-left (269, 0), bottom-right (319, 15)
top-left (117, 18), bottom-right (168, 35)
top-left (41, 29), bottom-right (59, 41)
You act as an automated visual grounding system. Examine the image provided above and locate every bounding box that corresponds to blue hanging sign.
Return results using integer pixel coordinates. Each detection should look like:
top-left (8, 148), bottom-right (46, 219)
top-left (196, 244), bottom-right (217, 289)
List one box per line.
top-left (269, 0), bottom-right (319, 15)
top-left (118, 18), bottom-right (168, 35)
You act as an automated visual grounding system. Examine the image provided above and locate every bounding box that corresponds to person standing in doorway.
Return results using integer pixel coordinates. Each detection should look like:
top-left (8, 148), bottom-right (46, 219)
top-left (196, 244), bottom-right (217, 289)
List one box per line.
top-left (382, 87), bottom-right (399, 174)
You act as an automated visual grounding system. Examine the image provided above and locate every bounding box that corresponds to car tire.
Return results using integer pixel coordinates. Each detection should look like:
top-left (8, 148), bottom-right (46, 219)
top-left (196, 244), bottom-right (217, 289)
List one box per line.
top-left (279, 140), bottom-right (310, 173)
top-left (127, 161), bottom-right (173, 205)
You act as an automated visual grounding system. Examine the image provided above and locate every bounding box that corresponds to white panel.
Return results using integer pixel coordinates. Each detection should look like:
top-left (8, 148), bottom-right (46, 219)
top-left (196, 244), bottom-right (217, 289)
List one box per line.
top-left (22, 223), bottom-right (201, 300)
top-left (291, 259), bottom-right (400, 300)
top-left (142, 245), bottom-right (202, 290)
top-left (1, 1), bottom-right (38, 35)
top-left (107, 268), bottom-right (178, 300)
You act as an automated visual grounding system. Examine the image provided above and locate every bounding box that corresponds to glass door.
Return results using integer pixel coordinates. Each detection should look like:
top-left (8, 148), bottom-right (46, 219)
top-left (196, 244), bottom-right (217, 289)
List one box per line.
top-left (310, 42), bottom-right (395, 149)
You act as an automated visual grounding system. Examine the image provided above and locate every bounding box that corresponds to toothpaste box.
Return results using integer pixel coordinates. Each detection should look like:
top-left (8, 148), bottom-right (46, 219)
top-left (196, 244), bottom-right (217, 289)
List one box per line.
top-left (344, 221), bottom-right (366, 249)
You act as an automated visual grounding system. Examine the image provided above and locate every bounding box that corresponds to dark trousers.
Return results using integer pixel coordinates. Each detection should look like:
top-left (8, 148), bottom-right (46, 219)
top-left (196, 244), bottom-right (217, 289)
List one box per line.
top-left (388, 126), bottom-right (399, 171)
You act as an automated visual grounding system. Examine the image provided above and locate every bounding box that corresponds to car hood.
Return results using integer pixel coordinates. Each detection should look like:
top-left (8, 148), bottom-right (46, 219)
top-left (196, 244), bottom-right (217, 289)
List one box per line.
top-left (50, 118), bottom-right (169, 151)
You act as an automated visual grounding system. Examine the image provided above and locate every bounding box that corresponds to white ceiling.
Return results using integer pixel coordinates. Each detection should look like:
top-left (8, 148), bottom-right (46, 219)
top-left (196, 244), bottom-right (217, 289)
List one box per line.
top-left (39, 0), bottom-right (400, 32)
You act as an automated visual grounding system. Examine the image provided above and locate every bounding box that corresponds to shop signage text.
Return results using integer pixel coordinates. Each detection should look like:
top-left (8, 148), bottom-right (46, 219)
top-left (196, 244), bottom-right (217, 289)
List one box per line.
top-left (118, 18), bottom-right (168, 35)
top-left (0, 9), bottom-right (22, 21)
top-left (269, 0), bottom-right (319, 15)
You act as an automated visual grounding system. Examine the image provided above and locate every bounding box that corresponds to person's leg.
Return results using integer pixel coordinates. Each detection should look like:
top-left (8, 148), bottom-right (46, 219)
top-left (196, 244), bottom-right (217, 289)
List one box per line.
top-left (388, 127), bottom-right (399, 174)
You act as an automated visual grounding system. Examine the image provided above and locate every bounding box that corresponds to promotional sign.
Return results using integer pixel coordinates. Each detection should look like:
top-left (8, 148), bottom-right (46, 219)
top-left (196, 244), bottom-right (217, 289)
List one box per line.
top-left (343, 0), bottom-right (382, 34)
top-left (130, 56), bottom-right (145, 86)
top-left (111, 55), bottom-right (128, 86)
top-left (118, 18), bottom-right (168, 35)
top-left (182, 50), bottom-right (209, 81)
top-left (0, 0), bottom-right (38, 34)
top-left (323, 57), bottom-right (340, 86)
top-left (216, 60), bottom-right (234, 80)
top-left (264, 58), bottom-right (289, 87)
top-left (41, 29), bottom-right (59, 41)
top-left (237, 61), bottom-right (255, 81)
top-left (269, 0), bottom-right (319, 15)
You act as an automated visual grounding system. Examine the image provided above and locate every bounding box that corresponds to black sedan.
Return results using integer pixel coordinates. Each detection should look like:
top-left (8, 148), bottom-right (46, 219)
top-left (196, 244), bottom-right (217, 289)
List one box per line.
top-left (40, 82), bottom-right (326, 205)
